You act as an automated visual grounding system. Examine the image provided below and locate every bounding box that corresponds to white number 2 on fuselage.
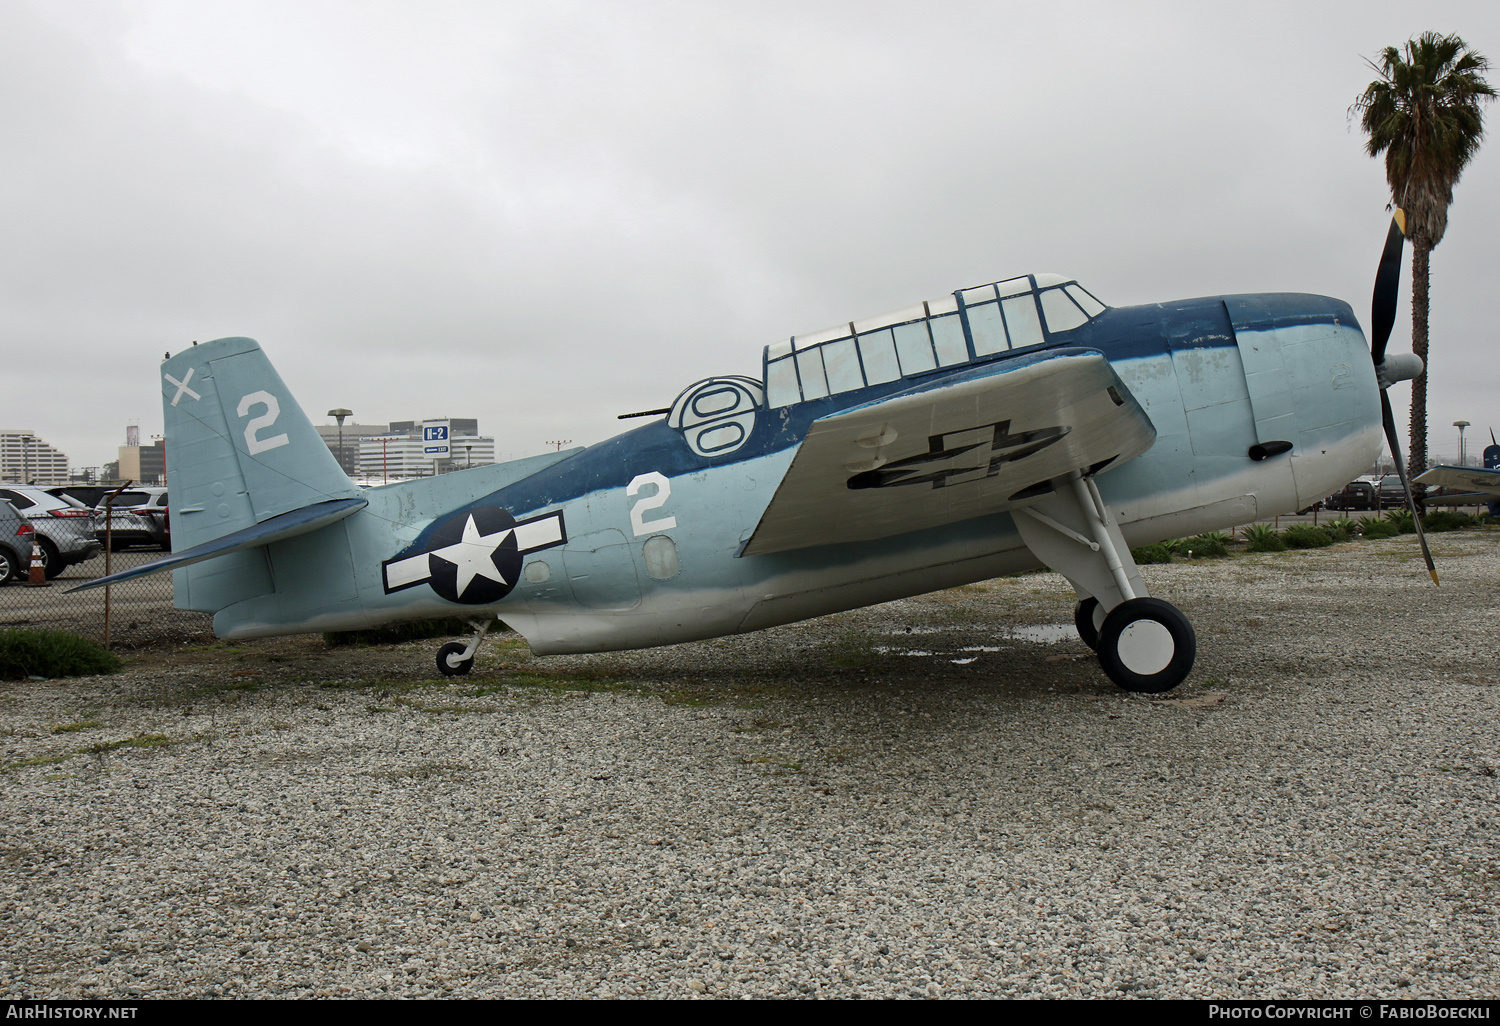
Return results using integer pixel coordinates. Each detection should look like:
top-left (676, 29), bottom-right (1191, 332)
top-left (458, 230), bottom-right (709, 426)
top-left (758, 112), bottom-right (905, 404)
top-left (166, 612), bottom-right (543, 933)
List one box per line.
top-left (627, 471), bottom-right (677, 537)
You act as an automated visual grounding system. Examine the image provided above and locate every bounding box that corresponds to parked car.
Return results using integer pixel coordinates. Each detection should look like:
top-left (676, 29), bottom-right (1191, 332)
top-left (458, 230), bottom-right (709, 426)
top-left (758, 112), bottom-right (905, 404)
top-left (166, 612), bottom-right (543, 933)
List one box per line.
top-left (46, 485), bottom-right (113, 508)
top-left (0, 486), bottom-right (103, 579)
top-left (1378, 474), bottom-right (1408, 509)
top-left (0, 498), bottom-right (37, 583)
top-left (1325, 480), bottom-right (1376, 511)
top-left (94, 487), bottom-right (170, 551)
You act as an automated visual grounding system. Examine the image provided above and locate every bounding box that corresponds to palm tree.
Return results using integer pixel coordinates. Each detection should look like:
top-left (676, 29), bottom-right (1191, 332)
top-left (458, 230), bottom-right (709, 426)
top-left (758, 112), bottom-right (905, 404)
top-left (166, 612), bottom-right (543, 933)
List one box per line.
top-left (1353, 32), bottom-right (1494, 479)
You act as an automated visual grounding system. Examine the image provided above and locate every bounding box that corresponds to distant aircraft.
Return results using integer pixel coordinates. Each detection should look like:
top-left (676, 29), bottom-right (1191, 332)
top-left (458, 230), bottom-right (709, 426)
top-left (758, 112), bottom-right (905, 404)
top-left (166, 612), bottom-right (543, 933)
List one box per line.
top-left (1416, 432), bottom-right (1500, 515)
top-left (77, 215), bottom-right (1432, 694)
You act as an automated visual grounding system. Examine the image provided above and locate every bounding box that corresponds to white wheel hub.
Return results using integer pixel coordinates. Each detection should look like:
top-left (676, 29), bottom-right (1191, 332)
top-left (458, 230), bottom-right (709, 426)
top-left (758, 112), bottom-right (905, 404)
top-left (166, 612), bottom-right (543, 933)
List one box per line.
top-left (1115, 619), bottom-right (1174, 675)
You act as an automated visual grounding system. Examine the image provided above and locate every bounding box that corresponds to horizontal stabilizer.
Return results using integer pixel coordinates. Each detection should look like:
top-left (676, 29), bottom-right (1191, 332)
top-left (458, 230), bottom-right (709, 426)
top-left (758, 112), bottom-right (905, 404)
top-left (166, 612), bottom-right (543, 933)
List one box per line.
top-left (68, 497), bottom-right (367, 594)
top-left (1414, 464), bottom-right (1500, 499)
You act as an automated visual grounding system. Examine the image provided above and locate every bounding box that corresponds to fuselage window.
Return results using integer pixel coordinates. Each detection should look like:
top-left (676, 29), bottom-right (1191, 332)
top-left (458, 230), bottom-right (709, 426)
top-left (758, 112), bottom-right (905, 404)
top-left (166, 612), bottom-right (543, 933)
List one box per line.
top-left (892, 321), bottom-right (937, 375)
top-left (1001, 294), bottom-right (1044, 348)
top-left (822, 337), bottom-right (865, 394)
top-left (796, 348), bottom-right (829, 400)
top-left (857, 330), bottom-right (901, 385)
top-left (968, 301), bottom-right (1008, 355)
top-left (1065, 284), bottom-right (1107, 317)
top-left (1040, 287), bottom-right (1089, 333)
top-left (766, 355), bottom-right (799, 406)
top-left (929, 313), bottom-right (968, 366)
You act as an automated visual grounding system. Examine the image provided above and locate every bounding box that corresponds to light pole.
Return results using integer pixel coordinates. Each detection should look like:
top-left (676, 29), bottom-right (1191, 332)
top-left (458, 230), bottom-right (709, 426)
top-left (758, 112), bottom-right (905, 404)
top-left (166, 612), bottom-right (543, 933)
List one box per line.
top-left (328, 408), bottom-right (352, 475)
top-left (1454, 421), bottom-right (1470, 466)
top-left (465, 443), bottom-right (473, 469)
top-left (21, 435), bottom-right (32, 486)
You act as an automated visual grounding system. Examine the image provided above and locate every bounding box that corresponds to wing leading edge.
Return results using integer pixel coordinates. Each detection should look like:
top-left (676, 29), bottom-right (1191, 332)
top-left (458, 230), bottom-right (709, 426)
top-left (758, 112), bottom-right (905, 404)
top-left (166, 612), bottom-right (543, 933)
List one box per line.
top-left (741, 348), bottom-right (1155, 557)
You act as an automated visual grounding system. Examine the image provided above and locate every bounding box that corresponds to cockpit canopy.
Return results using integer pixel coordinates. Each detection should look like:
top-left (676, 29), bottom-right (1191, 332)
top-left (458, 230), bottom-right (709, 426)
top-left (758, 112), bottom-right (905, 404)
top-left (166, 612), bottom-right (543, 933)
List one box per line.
top-left (763, 274), bottom-right (1107, 408)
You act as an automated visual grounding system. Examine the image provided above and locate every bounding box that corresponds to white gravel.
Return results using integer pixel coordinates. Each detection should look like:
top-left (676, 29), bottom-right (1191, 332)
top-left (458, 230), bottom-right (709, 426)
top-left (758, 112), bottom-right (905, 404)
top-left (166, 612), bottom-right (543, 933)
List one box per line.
top-left (1, 531), bottom-right (1497, 999)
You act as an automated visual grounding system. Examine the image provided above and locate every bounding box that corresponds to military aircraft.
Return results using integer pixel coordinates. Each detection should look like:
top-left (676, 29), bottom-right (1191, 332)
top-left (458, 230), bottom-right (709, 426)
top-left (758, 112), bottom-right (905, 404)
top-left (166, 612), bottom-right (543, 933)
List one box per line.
top-left (1416, 432), bottom-right (1500, 515)
top-left (77, 215), bottom-right (1431, 694)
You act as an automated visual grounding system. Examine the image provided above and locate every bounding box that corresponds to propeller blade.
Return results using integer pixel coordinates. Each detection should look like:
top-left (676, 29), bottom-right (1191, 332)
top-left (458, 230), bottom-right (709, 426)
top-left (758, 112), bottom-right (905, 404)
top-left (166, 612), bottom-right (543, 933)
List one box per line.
top-left (1381, 390), bottom-right (1439, 586)
top-left (1370, 210), bottom-right (1406, 366)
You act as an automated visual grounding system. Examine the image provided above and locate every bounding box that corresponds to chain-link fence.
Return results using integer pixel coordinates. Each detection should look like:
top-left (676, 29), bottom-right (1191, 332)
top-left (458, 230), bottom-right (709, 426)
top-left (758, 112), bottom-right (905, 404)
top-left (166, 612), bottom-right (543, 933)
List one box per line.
top-left (0, 545), bottom-right (213, 649)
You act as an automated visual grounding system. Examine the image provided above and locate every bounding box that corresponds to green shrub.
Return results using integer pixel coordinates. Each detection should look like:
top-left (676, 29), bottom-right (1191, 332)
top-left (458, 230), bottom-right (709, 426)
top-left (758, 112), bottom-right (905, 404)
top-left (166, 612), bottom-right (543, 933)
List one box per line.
top-left (1325, 518), bottom-right (1359, 542)
top-left (1384, 508), bottom-right (1415, 534)
top-left (1184, 532), bottom-right (1231, 558)
top-left (1421, 510), bottom-right (1473, 533)
top-left (1283, 525), bottom-right (1333, 549)
top-left (325, 618), bottom-right (479, 648)
top-left (1243, 523), bottom-right (1287, 552)
top-left (0, 629), bottom-right (123, 680)
top-left (1359, 516), bottom-right (1399, 539)
top-left (1131, 544), bottom-right (1173, 565)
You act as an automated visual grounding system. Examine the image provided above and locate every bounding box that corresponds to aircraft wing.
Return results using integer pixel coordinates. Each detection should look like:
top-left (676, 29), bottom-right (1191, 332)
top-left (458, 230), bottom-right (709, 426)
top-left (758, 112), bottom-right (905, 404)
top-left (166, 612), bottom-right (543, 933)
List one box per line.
top-left (1415, 464), bottom-right (1500, 499)
top-left (741, 347), bottom-right (1156, 556)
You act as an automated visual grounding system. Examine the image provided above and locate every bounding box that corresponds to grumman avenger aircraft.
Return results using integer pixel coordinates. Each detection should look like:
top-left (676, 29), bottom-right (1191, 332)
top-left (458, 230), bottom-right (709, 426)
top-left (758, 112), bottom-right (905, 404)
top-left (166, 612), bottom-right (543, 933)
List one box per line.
top-left (1417, 433), bottom-right (1500, 516)
top-left (78, 215), bottom-right (1434, 694)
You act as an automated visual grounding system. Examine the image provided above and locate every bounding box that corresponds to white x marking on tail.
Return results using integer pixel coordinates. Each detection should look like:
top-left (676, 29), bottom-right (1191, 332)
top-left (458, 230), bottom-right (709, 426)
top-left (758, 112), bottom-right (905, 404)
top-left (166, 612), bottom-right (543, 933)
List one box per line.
top-left (165, 367), bottom-right (201, 406)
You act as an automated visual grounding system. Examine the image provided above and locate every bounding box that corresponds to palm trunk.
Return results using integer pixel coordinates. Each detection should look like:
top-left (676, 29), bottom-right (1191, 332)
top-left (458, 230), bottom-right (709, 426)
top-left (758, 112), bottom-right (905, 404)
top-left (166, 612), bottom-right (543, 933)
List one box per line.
top-left (1407, 241), bottom-right (1430, 483)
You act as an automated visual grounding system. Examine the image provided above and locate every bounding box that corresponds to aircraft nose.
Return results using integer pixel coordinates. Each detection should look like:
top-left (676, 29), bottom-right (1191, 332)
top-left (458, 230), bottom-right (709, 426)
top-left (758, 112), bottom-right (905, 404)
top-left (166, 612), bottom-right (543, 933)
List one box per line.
top-left (1223, 293), bottom-right (1381, 503)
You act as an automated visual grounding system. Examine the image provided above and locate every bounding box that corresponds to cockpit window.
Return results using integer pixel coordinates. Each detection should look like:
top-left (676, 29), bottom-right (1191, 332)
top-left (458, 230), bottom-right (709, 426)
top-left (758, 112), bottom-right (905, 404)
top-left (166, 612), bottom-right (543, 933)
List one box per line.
top-left (763, 274), bottom-right (1108, 407)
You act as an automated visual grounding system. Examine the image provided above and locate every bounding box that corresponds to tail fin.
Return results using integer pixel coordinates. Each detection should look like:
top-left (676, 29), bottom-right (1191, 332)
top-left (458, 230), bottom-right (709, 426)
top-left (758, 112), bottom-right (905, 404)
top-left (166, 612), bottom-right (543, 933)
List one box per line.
top-left (163, 337), bottom-right (360, 549)
top-left (162, 337), bottom-right (361, 612)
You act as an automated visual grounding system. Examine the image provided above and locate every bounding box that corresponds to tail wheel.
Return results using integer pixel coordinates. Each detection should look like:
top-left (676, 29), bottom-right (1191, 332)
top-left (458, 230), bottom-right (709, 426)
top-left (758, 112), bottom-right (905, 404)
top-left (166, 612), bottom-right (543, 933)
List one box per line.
top-left (1097, 598), bottom-right (1196, 693)
top-left (436, 642), bottom-right (474, 677)
top-left (1073, 597), bottom-right (1101, 651)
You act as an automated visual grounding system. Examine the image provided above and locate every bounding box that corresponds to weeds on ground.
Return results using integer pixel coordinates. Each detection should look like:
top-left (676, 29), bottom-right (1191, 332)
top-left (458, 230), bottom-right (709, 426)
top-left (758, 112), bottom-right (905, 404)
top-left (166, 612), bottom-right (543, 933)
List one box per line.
top-left (0, 629), bottom-right (122, 680)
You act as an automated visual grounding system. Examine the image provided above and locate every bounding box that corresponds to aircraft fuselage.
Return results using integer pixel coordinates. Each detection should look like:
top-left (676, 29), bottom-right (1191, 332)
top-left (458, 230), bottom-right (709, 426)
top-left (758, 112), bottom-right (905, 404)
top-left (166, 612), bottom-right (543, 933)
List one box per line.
top-left (194, 289), bottom-right (1380, 654)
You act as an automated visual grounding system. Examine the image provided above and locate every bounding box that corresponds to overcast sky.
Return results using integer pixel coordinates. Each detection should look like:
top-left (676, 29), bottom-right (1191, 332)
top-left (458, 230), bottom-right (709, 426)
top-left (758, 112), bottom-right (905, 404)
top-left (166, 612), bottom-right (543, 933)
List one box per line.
top-left (4, 0), bottom-right (1497, 471)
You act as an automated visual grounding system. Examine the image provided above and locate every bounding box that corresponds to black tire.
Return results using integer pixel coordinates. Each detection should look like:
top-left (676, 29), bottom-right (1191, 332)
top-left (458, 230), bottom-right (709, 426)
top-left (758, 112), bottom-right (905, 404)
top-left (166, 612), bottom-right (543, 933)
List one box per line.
top-left (1073, 597), bottom-right (1101, 651)
top-left (436, 642), bottom-right (473, 677)
top-left (37, 538), bottom-right (61, 580)
top-left (0, 546), bottom-right (16, 583)
top-left (1097, 597), bottom-right (1196, 693)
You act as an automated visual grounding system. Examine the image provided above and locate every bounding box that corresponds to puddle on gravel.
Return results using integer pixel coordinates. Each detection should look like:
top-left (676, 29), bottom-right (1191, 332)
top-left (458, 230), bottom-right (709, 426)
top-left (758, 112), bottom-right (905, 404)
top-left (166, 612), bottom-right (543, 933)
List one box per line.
top-left (877, 623), bottom-right (1076, 663)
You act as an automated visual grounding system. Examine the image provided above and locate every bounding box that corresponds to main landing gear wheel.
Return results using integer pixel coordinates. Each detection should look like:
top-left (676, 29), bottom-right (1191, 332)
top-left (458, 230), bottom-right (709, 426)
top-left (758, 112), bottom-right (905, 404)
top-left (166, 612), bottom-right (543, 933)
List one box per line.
top-left (1097, 597), bottom-right (1196, 694)
top-left (436, 642), bottom-right (474, 677)
top-left (1073, 597), bottom-right (1101, 651)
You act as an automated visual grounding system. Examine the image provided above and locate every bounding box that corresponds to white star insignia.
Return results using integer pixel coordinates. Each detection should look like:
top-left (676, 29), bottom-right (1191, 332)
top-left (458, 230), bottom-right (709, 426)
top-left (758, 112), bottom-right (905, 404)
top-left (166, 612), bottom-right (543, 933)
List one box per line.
top-left (429, 514), bottom-right (513, 597)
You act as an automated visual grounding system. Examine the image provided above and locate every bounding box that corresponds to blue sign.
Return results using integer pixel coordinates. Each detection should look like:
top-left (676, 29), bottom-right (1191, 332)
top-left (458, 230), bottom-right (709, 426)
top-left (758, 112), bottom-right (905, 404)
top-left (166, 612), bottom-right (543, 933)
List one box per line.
top-left (423, 420), bottom-right (451, 458)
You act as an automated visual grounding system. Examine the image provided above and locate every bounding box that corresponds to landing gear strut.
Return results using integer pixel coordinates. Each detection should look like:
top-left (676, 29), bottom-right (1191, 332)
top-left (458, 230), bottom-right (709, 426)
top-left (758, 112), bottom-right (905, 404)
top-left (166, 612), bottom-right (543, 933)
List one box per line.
top-left (1014, 471), bottom-right (1196, 693)
top-left (436, 618), bottom-right (494, 677)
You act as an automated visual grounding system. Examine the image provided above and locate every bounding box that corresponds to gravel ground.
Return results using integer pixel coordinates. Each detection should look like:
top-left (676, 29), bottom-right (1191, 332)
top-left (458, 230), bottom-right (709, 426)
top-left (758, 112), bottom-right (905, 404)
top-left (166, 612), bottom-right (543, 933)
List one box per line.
top-left (1, 532), bottom-right (1497, 999)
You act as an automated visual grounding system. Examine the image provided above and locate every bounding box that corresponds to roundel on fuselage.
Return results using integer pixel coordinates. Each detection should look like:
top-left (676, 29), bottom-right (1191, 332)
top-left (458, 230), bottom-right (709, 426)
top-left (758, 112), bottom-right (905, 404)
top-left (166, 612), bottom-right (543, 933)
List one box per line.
top-left (667, 376), bottom-right (764, 457)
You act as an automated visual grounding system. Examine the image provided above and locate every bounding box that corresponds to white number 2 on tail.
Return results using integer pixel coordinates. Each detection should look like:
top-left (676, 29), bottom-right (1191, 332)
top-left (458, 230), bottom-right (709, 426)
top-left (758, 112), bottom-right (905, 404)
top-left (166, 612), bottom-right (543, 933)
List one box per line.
top-left (237, 390), bottom-right (290, 455)
top-left (627, 472), bottom-right (677, 537)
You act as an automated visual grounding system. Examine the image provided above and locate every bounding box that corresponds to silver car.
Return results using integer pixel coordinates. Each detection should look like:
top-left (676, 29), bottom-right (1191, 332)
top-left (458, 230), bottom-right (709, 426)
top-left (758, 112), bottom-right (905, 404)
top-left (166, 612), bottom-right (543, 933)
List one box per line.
top-left (0, 498), bottom-right (37, 582)
top-left (0, 486), bottom-right (102, 579)
top-left (95, 487), bottom-right (170, 551)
